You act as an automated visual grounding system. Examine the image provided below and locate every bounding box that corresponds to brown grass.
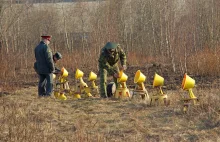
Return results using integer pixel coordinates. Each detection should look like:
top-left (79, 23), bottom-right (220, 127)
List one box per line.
top-left (0, 86), bottom-right (219, 142)
top-left (188, 48), bottom-right (220, 76)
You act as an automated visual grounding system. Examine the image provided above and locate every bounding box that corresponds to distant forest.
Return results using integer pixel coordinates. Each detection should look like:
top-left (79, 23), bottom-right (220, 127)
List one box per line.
top-left (0, 0), bottom-right (219, 82)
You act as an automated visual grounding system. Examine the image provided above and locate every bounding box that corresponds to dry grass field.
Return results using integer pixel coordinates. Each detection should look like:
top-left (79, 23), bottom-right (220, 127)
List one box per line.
top-left (0, 0), bottom-right (220, 141)
top-left (0, 64), bottom-right (219, 142)
top-left (0, 84), bottom-right (219, 142)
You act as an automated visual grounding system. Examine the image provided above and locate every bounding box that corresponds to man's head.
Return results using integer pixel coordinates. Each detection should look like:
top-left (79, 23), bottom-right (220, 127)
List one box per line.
top-left (104, 42), bottom-right (118, 54)
top-left (41, 35), bottom-right (52, 45)
top-left (53, 52), bottom-right (62, 63)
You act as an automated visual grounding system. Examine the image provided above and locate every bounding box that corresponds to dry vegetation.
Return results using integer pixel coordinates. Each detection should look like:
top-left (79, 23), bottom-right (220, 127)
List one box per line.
top-left (0, 86), bottom-right (219, 142)
top-left (0, 0), bottom-right (220, 141)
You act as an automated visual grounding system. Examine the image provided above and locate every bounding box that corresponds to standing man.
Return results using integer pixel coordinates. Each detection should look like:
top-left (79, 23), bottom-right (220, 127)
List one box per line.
top-left (98, 42), bottom-right (127, 98)
top-left (34, 52), bottom-right (62, 74)
top-left (34, 35), bottom-right (55, 97)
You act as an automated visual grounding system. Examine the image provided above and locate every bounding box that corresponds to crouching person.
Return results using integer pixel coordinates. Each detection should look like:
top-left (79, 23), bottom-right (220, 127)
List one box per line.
top-left (98, 42), bottom-right (127, 98)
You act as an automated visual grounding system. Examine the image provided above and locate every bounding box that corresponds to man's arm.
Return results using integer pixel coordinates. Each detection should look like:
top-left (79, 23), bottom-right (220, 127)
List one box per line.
top-left (54, 66), bottom-right (61, 74)
top-left (34, 61), bottom-right (38, 74)
top-left (118, 45), bottom-right (127, 67)
top-left (44, 45), bottom-right (55, 73)
top-left (98, 52), bottom-right (116, 75)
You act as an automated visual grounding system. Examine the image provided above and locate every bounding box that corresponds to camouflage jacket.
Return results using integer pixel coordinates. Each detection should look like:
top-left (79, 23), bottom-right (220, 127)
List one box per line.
top-left (34, 41), bottom-right (55, 74)
top-left (98, 44), bottom-right (126, 74)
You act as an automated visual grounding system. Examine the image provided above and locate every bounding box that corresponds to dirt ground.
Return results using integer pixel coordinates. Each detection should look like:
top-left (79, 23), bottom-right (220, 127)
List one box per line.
top-left (1, 63), bottom-right (220, 93)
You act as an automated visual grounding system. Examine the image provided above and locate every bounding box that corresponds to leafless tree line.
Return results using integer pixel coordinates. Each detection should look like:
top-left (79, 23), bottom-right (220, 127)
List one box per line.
top-left (0, 0), bottom-right (219, 80)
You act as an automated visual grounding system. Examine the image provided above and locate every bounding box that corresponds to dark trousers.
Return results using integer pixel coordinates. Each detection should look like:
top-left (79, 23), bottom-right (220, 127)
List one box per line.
top-left (38, 73), bottom-right (53, 96)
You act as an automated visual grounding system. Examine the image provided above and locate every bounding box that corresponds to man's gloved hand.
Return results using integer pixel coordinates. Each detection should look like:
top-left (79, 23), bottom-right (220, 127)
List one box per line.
top-left (122, 65), bottom-right (127, 71)
top-left (54, 70), bottom-right (62, 75)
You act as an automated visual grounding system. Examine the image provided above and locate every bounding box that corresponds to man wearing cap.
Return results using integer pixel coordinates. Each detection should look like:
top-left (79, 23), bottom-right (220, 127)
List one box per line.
top-left (98, 42), bottom-right (127, 98)
top-left (34, 35), bottom-right (55, 97)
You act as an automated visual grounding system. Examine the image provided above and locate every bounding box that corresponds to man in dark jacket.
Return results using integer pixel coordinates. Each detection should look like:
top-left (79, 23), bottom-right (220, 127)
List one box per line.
top-left (34, 35), bottom-right (55, 97)
top-left (34, 52), bottom-right (62, 74)
top-left (98, 42), bottom-right (127, 98)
